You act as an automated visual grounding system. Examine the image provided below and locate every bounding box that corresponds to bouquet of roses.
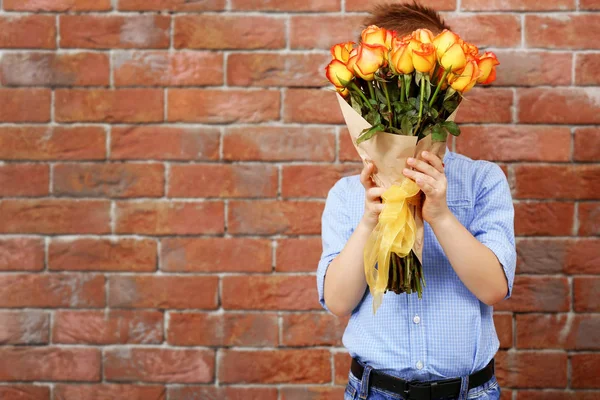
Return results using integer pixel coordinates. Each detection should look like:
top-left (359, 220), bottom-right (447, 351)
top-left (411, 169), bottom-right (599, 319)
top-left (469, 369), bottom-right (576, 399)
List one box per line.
top-left (326, 25), bottom-right (499, 314)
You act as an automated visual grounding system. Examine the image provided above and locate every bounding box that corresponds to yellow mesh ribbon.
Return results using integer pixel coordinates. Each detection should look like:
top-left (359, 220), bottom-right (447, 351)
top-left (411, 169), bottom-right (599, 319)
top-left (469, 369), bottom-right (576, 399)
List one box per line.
top-left (363, 178), bottom-right (421, 314)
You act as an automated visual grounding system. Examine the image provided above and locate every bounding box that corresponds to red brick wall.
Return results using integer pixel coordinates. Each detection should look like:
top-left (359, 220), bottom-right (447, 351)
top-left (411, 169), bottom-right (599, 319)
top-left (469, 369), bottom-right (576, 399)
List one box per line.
top-left (0, 0), bottom-right (598, 399)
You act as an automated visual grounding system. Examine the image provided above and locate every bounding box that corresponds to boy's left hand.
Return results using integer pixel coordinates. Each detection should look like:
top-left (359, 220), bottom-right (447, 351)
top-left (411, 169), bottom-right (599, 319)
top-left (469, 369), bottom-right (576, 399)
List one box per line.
top-left (403, 151), bottom-right (452, 226)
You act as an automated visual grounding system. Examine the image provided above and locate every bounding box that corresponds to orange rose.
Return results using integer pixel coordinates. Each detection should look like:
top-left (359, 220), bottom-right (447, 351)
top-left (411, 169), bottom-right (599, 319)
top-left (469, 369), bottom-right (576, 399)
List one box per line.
top-left (353, 43), bottom-right (387, 80)
top-left (361, 25), bottom-right (389, 48)
top-left (346, 48), bottom-right (359, 73)
top-left (385, 29), bottom-right (395, 49)
top-left (449, 57), bottom-right (481, 93)
top-left (433, 30), bottom-right (459, 57)
top-left (331, 42), bottom-right (355, 63)
top-left (462, 41), bottom-right (479, 57)
top-left (476, 51), bottom-right (500, 84)
top-left (433, 29), bottom-right (466, 72)
top-left (412, 28), bottom-right (435, 44)
top-left (325, 59), bottom-right (354, 88)
top-left (389, 37), bottom-right (414, 75)
top-left (409, 40), bottom-right (436, 74)
top-left (338, 87), bottom-right (350, 97)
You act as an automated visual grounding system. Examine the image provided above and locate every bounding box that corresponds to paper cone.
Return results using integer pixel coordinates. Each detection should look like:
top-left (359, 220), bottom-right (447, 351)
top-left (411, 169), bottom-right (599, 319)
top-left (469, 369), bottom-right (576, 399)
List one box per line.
top-left (336, 93), bottom-right (459, 264)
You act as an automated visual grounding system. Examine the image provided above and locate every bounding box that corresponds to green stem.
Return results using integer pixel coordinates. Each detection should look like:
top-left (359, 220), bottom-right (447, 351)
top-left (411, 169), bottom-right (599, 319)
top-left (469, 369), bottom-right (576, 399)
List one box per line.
top-left (350, 82), bottom-right (373, 110)
top-left (429, 68), bottom-right (451, 108)
top-left (382, 81), bottom-right (393, 128)
top-left (367, 80), bottom-right (375, 101)
top-left (418, 76), bottom-right (425, 119)
top-left (400, 78), bottom-right (405, 103)
top-left (416, 74), bottom-right (425, 134)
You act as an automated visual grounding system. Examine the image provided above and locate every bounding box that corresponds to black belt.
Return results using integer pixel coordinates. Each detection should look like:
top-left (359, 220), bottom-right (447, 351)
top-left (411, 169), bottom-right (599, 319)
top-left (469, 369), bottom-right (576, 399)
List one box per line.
top-left (350, 357), bottom-right (495, 400)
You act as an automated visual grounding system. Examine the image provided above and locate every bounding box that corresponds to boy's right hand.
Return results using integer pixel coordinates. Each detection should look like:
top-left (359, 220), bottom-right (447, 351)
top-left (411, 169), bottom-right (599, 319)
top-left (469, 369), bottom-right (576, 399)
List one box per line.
top-left (360, 161), bottom-right (386, 231)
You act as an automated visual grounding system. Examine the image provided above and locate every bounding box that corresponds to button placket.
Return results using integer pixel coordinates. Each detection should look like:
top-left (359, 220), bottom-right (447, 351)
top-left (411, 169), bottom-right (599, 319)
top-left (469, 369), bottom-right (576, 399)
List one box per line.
top-left (415, 295), bottom-right (426, 375)
top-left (407, 292), bottom-right (426, 377)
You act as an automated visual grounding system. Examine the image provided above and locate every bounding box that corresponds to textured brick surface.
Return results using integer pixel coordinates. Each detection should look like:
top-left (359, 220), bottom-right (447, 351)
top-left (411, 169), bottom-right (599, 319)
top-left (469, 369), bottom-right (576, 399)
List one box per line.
top-left (0, 1), bottom-right (597, 397)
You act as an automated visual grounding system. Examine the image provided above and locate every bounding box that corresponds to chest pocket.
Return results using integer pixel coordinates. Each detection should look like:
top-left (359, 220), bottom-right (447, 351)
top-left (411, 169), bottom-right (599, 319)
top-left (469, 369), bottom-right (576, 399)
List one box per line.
top-left (447, 198), bottom-right (474, 227)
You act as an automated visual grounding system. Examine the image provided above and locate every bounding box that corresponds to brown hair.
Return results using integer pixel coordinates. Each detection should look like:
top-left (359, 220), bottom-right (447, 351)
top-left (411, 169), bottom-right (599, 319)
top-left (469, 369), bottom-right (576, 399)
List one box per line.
top-left (363, 1), bottom-right (450, 36)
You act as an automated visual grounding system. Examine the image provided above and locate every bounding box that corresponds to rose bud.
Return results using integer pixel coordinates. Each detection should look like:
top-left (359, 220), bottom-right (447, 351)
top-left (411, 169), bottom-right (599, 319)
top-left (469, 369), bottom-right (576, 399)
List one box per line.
top-left (389, 38), bottom-right (414, 75)
top-left (412, 28), bottom-right (435, 44)
top-left (433, 29), bottom-right (466, 72)
top-left (338, 87), bottom-right (350, 97)
top-left (325, 59), bottom-right (354, 88)
top-left (331, 42), bottom-right (355, 63)
top-left (449, 57), bottom-right (481, 93)
top-left (361, 25), bottom-right (389, 48)
top-left (385, 29), bottom-right (395, 49)
top-left (476, 51), bottom-right (500, 84)
top-left (462, 41), bottom-right (479, 58)
top-left (433, 30), bottom-right (460, 56)
top-left (353, 43), bottom-right (387, 81)
top-left (346, 48), bottom-right (359, 73)
top-left (409, 40), bottom-right (436, 74)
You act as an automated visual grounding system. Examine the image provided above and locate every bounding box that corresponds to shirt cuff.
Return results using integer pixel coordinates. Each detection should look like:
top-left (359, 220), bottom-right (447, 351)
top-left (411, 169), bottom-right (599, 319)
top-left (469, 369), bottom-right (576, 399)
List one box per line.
top-left (480, 238), bottom-right (516, 299)
top-left (316, 253), bottom-right (337, 313)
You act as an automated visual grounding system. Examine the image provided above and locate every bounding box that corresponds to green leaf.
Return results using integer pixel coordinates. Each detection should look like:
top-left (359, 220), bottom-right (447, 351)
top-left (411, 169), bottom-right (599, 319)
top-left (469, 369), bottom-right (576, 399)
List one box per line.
top-left (443, 99), bottom-right (459, 114)
top-left (408, 97), bottom-right (418, 110)
top-left (337, 75), bottom-right (351, 88)
top-left (364, 108), bottom-right (378, 125)
top-left (431, 124), bottom-right (447, 142)
top-left (415, 71), bottom-right (423, 87)
top-left (423, 75), bottom-right (432, 101)
top-left (395, 102), bottom-right (413, 113)
top-left (373, 111), bottom-right (381, 125)
top-left (428, 107), bottom-right (439, 119)
top-left (389, 127), bottom-right (403, 135)
top-left (443, 121), bottom-right (460, 136)
top-left (374, 85), bottom-right (388, 105)
top-left (387, 79), bottom-right (400, 102)
top-left (403, 74), bottom-right (412, 99)
top-left (414, 95), bottom-right (423, 112)
top-left (356, 123), bottom-right (385, 144)
top-left (393, 103), bottom-right (402, 115)
top-left (444, 87), bottom-right (457, 102)
top-left (350, 94), bottom-right (363, 115)
top-left (401, 115), bottom-right (413, 136)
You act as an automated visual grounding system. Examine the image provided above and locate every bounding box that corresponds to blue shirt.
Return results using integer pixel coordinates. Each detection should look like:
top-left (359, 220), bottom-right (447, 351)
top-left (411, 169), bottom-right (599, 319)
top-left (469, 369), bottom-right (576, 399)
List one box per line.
top-left (316, 149), bottom-right (516, 381)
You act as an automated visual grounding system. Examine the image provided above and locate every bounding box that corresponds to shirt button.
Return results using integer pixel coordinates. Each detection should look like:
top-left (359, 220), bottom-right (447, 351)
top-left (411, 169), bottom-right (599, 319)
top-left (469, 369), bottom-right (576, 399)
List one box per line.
top-left (416, 361), bottom-right (424, 370)
top-left (413, 315), bottom-right (421, 324)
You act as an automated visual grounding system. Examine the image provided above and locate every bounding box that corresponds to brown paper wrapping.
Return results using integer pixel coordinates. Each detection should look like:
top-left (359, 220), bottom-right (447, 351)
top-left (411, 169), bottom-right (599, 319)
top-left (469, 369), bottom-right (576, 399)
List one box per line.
top-left (336, 93), bottom-right (458, 264)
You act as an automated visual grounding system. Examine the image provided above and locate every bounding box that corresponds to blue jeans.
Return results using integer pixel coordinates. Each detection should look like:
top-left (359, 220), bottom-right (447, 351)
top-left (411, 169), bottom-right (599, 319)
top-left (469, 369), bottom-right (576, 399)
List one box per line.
top-left (344, 363), bottom-right (501, 400)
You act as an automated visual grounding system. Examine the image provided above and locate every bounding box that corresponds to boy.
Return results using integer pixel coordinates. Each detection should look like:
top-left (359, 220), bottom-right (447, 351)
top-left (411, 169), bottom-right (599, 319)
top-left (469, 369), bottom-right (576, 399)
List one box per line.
top-left (316, 3), bottom-right (516, 400)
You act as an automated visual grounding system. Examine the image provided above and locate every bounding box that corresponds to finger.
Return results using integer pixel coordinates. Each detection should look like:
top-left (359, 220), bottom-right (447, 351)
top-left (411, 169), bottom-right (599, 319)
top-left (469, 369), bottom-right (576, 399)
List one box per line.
top-left (370, 203), bottom-right (385, 214)
top-left (417, 180), bottom-right (436, 196)
top-left (407, 157), bottom-right (442, 180)
top-left (360, 161), bottom-right (376, 189)
top-left (366, 187), bottom-right (386, 202)
top-left (421, 151), bottom-right (444, 174)
top-left (403, 168), bottom-right (437, 188)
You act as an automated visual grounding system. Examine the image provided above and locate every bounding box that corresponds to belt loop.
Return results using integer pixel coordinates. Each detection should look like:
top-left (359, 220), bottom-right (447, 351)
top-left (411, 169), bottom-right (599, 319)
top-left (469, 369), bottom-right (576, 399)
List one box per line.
top-left (457, 375), bottom-right (469, 400)
top-left (358, 364), bottom-right (373, 399)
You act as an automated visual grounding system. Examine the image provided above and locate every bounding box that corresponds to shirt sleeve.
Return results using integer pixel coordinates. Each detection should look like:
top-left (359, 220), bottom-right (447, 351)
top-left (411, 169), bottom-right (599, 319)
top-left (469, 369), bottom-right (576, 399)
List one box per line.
top-left (316, 177), bottom-right (355, 313)
top-left (470, 162), bottom-right (517, 299)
